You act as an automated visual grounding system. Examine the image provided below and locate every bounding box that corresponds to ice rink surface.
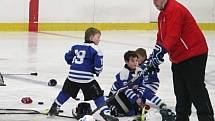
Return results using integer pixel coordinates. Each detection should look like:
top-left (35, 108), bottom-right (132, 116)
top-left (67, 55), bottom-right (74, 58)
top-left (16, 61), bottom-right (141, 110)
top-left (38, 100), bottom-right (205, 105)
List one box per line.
top-left (0, 30), bottom-right (215, 121)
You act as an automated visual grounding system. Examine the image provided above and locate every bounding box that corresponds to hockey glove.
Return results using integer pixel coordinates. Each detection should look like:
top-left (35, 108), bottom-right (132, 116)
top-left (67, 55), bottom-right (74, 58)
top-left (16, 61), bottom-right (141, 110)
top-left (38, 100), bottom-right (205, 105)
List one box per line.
top-left (148, 43), bottom-right (167, 67)
top-left (159, 103), bottom-right (176, 121)
top-left (160, 108), bottom-right (176, 121)
top-left (143, 59), bottom-right (160, 75)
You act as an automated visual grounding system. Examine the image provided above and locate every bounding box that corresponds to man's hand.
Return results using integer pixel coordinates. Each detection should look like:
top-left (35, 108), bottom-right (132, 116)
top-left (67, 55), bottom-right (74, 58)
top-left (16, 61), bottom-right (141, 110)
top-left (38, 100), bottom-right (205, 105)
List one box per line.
top-left (136, 98), bottom-right (144, 108)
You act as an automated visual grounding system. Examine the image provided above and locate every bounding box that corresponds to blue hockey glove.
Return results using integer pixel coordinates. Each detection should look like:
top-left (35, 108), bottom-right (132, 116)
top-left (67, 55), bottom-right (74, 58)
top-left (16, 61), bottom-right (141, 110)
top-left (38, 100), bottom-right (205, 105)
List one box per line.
top-left (149, 43), bottom-right (167, 67)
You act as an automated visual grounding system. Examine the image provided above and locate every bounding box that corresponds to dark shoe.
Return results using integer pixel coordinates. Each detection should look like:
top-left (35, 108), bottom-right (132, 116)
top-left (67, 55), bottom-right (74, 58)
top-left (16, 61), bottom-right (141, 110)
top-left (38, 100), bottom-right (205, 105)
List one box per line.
top-left (48, 103), bottom-right (60, 116)
top-left (160, 108), bottom-right (176, 121)
top-left (100, 110), bottom-right (119, 121)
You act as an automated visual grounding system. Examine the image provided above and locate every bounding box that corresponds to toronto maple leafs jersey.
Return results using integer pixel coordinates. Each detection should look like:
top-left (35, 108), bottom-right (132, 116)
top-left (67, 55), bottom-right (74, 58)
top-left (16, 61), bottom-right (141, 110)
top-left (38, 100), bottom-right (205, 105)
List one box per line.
top-left (139, 60), bottom-right (163, 107)
top-left (65, 42), bottom-right (103, 83)
top-left (110, 65), bottom-right (145, 103)
top-left (140, 59), bottom-right (160, 93)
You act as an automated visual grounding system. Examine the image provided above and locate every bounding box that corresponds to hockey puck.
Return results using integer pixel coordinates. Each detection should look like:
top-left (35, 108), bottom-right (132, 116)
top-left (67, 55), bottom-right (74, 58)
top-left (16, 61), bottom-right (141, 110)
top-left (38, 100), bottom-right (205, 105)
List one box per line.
top-left (38, 102), bottom-right (44, 105)
top-left (48, 79), bottom-right (57, 86)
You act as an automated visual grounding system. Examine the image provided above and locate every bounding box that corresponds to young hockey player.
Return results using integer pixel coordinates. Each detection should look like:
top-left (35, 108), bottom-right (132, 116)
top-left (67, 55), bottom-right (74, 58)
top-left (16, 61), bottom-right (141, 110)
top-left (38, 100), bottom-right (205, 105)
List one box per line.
top-left (135, 48), bottom-right (176, 121)
top-left (108, 49), bottom-right (175, 121)
top-left (48, 27), bottom-right (118, 121)
top-left (108, 50), bottom-right (147, 117)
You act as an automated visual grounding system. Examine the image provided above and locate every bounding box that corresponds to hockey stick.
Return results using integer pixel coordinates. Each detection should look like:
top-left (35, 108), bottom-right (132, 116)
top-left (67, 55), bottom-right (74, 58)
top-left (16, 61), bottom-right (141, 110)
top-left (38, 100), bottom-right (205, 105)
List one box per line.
top-left (0, 108), bottom-right (40, 114)
top-left (0, 108), bottom-right (75, 118)
top-left (0, 72), bottom-right (37, 86)
top-left (0, 73), bottom-right (6, 86)
top-left (141, 106), bottom-right (146, 121)
top-left (90, 67), bottom-right (148, 115)
top-left (1, 72), bottom-right (38, 76)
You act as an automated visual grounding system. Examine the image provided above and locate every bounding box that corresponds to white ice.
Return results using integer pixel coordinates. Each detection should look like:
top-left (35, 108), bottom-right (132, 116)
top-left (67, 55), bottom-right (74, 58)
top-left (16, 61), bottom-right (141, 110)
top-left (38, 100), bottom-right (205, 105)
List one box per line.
top-left (0, 31), bottom-right (214, 121)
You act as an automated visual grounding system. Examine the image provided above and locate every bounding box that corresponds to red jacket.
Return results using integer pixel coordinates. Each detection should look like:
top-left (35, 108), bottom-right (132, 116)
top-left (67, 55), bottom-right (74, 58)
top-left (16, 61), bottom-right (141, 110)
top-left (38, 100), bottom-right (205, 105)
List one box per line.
top-left (157, 0), bottom-right (208, 64)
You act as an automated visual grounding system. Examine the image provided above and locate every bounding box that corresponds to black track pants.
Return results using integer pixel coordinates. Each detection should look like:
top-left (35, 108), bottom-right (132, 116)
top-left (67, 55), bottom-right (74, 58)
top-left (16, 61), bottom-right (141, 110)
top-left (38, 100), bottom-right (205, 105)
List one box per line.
top-left (172, 53), bottom-right (214, 121)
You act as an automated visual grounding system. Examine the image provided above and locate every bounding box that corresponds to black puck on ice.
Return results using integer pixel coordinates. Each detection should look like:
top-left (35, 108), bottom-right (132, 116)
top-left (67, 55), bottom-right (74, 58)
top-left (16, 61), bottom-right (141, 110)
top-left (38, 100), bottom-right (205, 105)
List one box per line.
top-left (48, 79), bottom-right (57, 86)
top-left (38, 102), bottom-right (44, 105)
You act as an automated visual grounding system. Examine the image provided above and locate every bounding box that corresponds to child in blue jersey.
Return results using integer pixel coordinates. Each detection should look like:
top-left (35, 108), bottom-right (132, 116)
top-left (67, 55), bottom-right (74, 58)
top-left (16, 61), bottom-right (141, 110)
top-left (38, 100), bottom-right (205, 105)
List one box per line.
top-left (135, 48), bottom-right (176, 121)
top-left (108, 49), bottom-right (175, 121)
top-left (135, 48), bottom-right (163, 108)
top-left (48, 27), bottom-right (118, 121)
top-left (108, 50), bottom-right (146, 116)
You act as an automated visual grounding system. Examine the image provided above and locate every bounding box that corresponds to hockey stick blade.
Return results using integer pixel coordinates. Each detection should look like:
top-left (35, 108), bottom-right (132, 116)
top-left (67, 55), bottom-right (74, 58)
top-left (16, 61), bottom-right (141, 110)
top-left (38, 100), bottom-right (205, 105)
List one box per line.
top-left (0, 83), bottom-right (6, 86)
top-left (30, 72), bottom-right (38, 76)
top-left (1, 72), bottom-right (38, 76)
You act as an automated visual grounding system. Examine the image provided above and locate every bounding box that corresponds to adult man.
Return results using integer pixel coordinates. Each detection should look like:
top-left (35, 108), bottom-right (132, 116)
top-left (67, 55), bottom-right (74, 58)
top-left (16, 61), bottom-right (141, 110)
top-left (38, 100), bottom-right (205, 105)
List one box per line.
top-left (148, 0), bottom-right (215, 121)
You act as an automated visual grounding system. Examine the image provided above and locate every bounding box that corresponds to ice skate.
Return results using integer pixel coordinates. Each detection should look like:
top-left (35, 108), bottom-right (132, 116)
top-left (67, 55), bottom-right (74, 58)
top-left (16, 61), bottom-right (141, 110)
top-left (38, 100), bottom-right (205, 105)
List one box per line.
top-left (159, 103), bottom-right (176, 121)
top-left (48, 103), bottom-right (60, 116)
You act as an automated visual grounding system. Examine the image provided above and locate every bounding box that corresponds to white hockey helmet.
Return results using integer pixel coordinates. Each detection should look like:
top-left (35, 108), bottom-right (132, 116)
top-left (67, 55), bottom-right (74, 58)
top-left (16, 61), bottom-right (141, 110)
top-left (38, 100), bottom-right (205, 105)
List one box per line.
top-left (78, 115), bottom-right (95, 121)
